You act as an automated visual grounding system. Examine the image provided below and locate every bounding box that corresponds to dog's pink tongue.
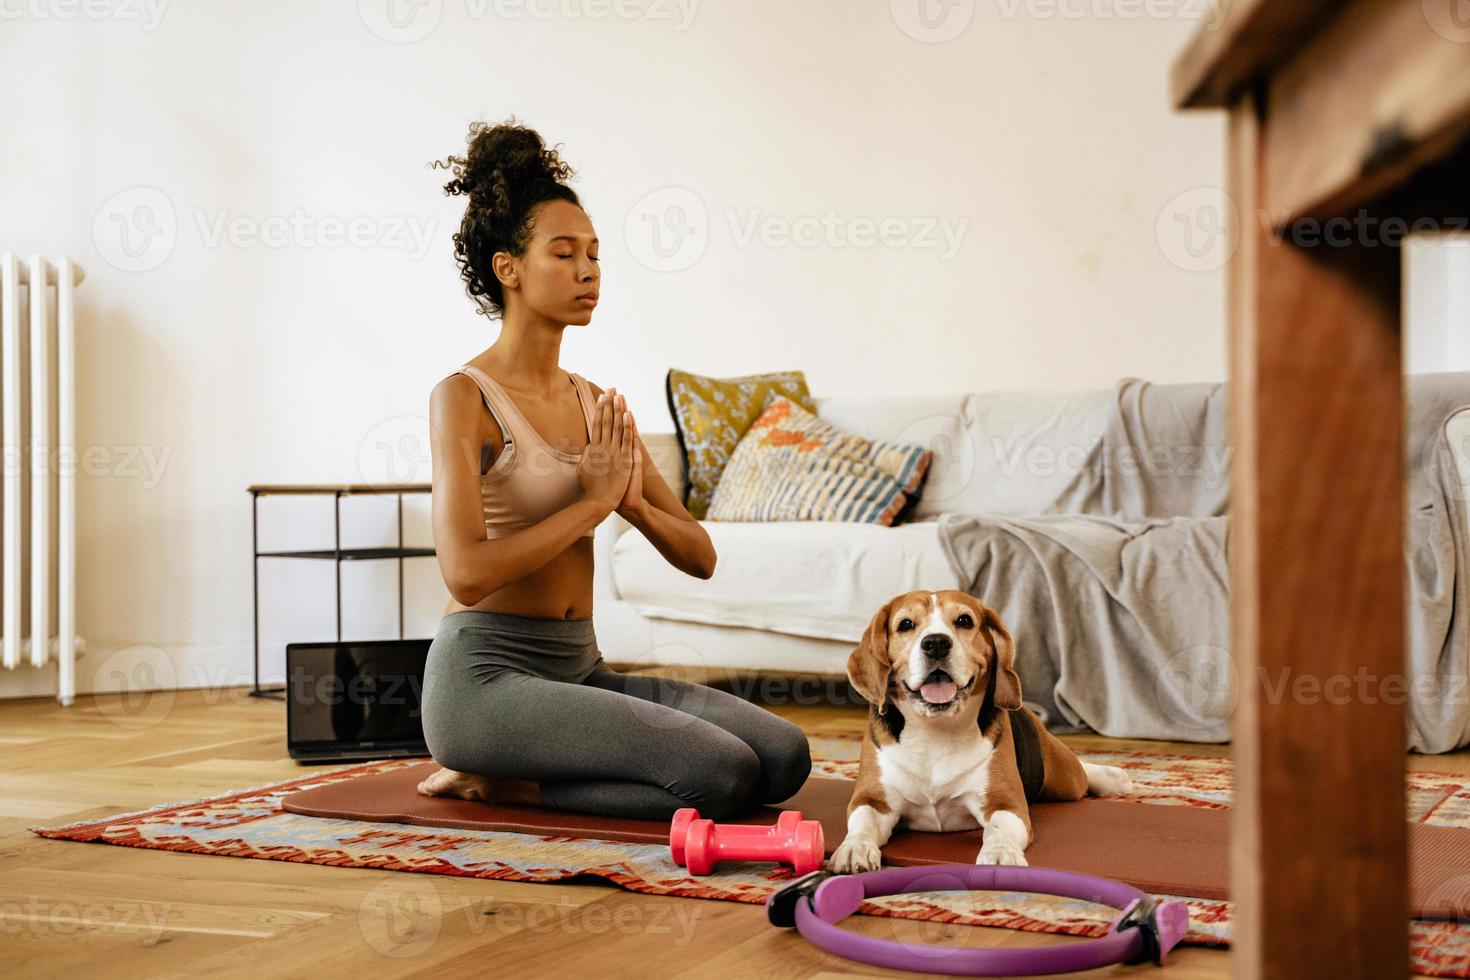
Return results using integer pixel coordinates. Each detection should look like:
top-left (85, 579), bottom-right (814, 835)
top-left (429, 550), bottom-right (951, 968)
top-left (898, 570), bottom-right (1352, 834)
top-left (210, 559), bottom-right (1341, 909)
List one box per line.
top-left (920, 679), bottom-right (958, 704)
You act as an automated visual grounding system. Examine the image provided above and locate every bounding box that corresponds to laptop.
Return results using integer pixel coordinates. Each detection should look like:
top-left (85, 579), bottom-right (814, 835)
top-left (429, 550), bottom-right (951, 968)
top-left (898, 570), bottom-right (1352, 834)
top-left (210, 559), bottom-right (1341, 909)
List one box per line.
top-left (285, 639), bottom-right (433, 763)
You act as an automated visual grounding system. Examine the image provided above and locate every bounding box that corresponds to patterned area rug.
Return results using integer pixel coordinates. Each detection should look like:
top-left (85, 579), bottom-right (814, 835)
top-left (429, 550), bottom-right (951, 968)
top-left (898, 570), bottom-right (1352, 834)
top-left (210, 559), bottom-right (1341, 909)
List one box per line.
top-left (30, 733), bottom-right (1470, 977)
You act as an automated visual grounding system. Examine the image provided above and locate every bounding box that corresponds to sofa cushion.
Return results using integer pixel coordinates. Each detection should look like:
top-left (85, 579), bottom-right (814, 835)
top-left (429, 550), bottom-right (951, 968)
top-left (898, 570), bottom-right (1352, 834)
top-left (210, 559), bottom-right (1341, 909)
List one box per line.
top-left (707, 397), bottom-right (931, 525)
top-left (665, 367), bottom-right (817, 521)
top-left (946, 388), bottom-right (1115, 516)
top-left (810, 389), bottom-right (1119, 519)
top-left (811, 394), bottom-right (968, 522)
top-left (610, 517), bottom-right (964, 642)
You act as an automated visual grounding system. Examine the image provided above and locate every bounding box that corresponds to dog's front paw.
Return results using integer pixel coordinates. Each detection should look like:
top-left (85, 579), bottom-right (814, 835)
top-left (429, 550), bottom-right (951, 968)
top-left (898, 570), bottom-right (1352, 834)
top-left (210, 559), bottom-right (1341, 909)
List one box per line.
top-left (828, 837), bottom-right (883, 874)
top-left (975, 841), bottom-right (1028, 867)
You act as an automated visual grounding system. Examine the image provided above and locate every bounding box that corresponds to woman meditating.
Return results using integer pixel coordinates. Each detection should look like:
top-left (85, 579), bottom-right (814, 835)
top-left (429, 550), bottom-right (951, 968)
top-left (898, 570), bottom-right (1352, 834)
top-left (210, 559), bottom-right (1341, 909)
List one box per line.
top-left (417, 118), bottom-right (812, 820)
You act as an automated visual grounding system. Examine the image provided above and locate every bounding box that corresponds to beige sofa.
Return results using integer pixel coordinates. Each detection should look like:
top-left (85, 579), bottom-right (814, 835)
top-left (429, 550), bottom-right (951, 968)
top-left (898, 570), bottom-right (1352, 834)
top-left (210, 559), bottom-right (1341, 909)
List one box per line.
top-left (589, 381), bottom-right (1470, 752)
top-left (591, 387), bottom-right (1122, 680)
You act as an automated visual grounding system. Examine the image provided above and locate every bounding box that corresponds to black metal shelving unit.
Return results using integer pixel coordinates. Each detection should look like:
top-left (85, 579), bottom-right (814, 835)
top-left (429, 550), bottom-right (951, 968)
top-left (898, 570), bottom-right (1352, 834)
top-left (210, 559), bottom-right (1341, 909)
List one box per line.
top-left (248, 483), bottom-right (434, 700)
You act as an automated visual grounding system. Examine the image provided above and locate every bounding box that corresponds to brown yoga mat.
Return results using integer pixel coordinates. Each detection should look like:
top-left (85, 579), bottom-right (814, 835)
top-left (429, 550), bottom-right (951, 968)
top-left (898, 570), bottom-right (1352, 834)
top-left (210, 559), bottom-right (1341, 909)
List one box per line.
top-left (282, 762), bottom-right (1470, 919)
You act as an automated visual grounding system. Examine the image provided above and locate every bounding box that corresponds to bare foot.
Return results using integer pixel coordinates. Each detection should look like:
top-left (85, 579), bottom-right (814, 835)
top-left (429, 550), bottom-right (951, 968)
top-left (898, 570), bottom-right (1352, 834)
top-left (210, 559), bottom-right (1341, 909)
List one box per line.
top-left (415, 766), bottom-right (544, 807)
top-left (416, 766), bottom-right (496, 801)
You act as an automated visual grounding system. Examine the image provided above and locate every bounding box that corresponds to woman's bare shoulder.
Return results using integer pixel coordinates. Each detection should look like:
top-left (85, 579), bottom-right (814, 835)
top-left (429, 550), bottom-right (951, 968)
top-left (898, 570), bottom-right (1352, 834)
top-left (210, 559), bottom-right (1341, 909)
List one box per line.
top-left (431, 371), bottom-right (481, 413)
top-left (431, 372), bottom-right (502, 442)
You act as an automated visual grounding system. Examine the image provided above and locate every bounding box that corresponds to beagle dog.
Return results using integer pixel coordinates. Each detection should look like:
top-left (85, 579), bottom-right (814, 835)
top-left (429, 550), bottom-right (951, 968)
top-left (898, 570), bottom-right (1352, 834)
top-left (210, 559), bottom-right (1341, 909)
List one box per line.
top-left (828, 589), bottom-right (1132, 872)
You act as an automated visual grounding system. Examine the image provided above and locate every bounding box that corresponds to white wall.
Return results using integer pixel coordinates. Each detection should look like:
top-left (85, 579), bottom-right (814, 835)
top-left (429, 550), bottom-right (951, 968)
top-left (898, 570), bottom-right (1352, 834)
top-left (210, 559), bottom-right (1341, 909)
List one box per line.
top-left (0, 0), bottom-right (1266, 699)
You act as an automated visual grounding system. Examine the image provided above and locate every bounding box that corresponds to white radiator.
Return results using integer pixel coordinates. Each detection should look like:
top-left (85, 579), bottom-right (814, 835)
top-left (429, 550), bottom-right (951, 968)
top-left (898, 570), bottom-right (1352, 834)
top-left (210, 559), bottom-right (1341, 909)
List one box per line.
top-left (0, 254), bottom-right (82, 705)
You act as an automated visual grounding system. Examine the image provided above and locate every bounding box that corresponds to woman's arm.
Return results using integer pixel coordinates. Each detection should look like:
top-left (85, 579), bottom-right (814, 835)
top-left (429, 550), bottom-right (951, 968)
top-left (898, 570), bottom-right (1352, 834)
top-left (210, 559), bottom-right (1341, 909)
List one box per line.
top-left (589, 380), bottom-right (716, 580)
top-left (430, 375), bottom-right (616, 605)
top-left (620, 494), bottom-right (716, 580)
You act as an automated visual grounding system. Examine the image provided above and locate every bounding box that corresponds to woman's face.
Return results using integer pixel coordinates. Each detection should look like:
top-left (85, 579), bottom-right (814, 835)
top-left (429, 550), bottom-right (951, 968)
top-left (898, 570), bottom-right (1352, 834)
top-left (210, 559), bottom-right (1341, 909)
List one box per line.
top-left (501, 199), bottom-right (600, 325)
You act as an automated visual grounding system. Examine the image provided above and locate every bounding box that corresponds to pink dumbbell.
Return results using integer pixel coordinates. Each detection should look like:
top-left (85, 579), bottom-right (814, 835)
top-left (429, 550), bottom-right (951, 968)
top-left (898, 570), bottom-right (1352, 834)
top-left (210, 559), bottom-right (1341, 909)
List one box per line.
top-left (668, 807), bottom-right (825, 876)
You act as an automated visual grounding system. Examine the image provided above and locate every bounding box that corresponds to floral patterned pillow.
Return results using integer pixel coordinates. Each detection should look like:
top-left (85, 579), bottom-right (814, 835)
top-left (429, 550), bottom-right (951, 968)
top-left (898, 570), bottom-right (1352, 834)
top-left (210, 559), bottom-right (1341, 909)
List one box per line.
top-left (707, 396), bottom-right (933, 525)
top-left (665, 368), bottom-right (817, 520)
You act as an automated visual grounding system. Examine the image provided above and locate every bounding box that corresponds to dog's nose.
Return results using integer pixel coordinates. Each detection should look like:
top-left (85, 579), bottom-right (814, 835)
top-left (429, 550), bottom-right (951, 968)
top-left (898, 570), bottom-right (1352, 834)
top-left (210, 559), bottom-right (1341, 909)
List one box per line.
top-left (920, 633), bottom-right (951, 657)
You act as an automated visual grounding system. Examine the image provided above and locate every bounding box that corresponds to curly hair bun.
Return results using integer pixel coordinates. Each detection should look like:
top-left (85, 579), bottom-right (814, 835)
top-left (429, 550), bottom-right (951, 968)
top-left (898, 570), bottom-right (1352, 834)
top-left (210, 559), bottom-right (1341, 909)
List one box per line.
top-left (438, 118), bottom-right (575, 217)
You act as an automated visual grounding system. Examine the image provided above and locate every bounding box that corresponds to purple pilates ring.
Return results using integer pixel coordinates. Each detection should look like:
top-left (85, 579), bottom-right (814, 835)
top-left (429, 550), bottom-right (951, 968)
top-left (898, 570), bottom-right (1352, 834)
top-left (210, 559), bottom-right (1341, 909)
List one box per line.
top-left (765, 864), bottom-right (1190, 976)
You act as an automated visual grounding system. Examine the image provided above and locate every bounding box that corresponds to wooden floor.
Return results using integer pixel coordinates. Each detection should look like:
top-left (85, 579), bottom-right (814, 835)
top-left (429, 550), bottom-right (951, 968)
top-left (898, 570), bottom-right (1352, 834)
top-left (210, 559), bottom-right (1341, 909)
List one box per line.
top-left (5, 679), bottom-right (1468, 978)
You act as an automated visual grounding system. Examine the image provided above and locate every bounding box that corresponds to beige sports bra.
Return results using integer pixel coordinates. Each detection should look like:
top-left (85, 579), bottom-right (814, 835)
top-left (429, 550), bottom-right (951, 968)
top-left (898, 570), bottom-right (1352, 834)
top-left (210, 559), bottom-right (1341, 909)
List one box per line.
top-left (451, 365), bottom-right (598, 540)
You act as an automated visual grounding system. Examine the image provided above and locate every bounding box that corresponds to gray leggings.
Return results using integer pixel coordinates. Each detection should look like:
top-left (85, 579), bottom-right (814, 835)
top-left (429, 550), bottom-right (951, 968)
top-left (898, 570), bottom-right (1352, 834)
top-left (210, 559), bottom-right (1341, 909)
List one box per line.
top-left (421, 609), bottom-right (813, 820)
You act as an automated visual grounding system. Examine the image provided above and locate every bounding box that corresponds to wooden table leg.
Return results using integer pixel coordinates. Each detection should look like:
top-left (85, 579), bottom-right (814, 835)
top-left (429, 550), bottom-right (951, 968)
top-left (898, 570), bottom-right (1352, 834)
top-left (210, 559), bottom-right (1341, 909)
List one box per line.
top-left (1228, 94), bottom-right (1409, 977)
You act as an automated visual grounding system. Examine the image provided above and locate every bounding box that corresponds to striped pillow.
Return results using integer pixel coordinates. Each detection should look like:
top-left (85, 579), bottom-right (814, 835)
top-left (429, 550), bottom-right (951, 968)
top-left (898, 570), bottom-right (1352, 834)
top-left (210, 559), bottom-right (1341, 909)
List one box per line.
top-left (707, 397), bottom-right (933, 525)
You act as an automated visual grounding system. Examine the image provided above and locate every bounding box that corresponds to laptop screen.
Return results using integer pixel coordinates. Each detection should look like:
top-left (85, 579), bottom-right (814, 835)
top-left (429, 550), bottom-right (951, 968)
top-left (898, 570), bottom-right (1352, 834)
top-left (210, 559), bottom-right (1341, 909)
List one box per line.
top-left (286, 640), bottom-right (430, 752)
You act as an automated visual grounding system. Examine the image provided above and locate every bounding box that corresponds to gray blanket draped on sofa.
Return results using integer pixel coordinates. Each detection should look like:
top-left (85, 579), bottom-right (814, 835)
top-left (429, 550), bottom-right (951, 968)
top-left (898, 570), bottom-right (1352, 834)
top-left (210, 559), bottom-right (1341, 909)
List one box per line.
top-left (937, 373), bottom-right (1470, 753)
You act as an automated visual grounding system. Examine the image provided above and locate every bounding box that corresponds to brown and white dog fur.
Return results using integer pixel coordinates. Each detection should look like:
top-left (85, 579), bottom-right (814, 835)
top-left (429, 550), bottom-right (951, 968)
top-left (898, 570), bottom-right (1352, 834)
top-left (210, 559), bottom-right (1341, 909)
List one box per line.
top-left (828, 589), bottom-right (1132, 872)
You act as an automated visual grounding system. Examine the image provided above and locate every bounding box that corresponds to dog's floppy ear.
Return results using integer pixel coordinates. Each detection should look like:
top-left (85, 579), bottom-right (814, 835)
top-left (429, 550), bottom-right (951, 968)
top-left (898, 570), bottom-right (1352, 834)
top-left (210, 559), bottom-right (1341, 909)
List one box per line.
top-left (983, 606), bottom-right (1023, 711)
top-left (847, 599), bottom-right (895, 715)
